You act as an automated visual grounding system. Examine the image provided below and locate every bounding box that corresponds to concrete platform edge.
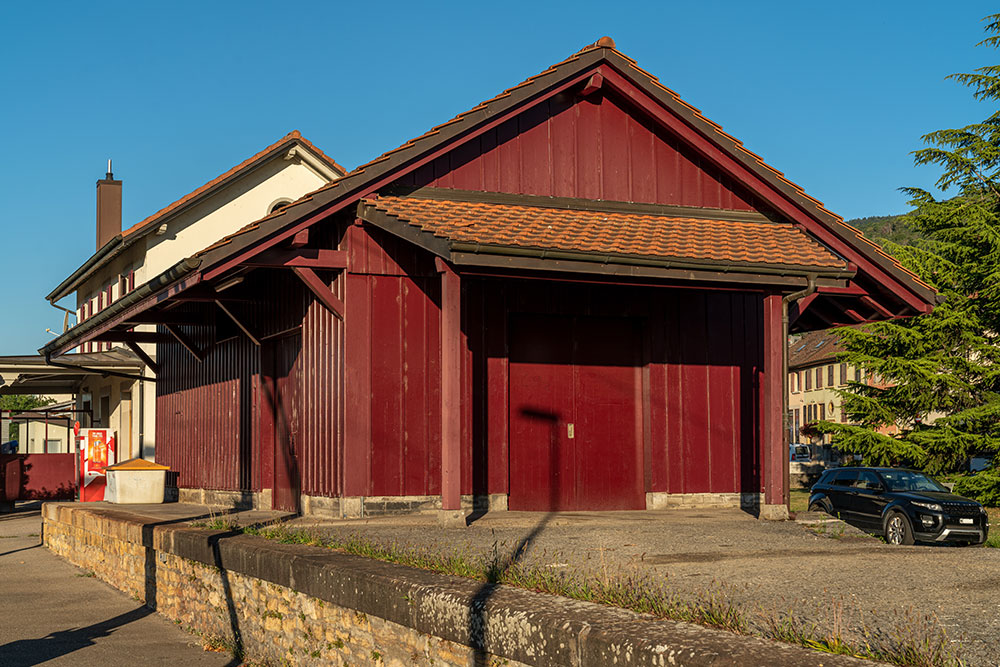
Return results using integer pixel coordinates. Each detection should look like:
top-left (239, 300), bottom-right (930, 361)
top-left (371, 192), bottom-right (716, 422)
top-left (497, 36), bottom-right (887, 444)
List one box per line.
top-left (42, 502), bottom-right (872, 667)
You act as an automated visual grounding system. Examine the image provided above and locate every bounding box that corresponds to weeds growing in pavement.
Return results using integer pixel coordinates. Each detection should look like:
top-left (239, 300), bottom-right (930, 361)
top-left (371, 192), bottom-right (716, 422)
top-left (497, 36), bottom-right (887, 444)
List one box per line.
top-left (189, 507), bottom-right (239, 532)
top-left (209, 522), bottom-right (963, 667)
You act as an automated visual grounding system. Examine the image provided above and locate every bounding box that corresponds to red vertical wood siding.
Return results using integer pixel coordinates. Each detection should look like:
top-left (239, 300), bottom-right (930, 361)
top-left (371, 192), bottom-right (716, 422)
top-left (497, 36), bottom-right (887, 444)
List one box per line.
top-left (396, 88), bottom-right (765, 212)
top-left (462, 278), bottom-right (764, 499)
top-left (342, 224), bottom-right (441, 497)
top-left (153, 72), bottom-right (781, 504)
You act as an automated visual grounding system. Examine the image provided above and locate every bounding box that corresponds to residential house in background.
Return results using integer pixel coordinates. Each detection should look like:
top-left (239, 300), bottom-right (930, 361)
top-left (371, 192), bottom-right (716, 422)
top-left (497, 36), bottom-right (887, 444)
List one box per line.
top-left (787, 328), bottom-right (863, 460)
top-left (44, 131), bottom-right (345, 461)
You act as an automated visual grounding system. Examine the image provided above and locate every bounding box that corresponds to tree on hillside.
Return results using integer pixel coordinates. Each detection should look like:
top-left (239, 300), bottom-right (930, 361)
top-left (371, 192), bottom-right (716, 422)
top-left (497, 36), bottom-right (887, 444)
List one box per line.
top-left (0, 394), bottom-right (56, 442)
top-left (813, 15), bottom-right (1000, 484)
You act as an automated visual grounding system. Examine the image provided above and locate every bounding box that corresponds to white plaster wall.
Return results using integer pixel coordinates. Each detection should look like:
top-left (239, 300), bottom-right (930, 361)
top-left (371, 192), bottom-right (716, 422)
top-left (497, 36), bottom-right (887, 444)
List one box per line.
top-left (142, 158), bottom-right (330, 277)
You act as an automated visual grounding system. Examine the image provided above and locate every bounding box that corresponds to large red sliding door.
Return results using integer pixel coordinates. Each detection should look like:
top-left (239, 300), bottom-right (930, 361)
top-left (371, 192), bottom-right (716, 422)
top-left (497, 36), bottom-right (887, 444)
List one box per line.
top-left (508, 315), bottom-right (643, 510)
top-left (265, 332), bottom-right (302, 512)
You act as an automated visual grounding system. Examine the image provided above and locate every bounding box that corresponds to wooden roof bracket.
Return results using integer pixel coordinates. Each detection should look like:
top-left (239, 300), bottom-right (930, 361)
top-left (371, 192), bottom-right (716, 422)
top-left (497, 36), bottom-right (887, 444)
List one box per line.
top-left (581, 71), bottom-right (604, 97)
top-left (124, 340), bottom-right (160, 374)
top-left (215, 300), bottom-right (261, 346)
top-left (293, 267), bottom-right (344, 320)
top-left (164, 323), bottom-right (204, 362)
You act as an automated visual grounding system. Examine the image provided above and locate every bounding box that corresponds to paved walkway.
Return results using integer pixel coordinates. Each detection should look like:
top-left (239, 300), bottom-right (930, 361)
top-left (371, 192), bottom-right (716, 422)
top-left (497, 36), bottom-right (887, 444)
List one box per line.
top-left (0, 503), bottom-right (234, 667)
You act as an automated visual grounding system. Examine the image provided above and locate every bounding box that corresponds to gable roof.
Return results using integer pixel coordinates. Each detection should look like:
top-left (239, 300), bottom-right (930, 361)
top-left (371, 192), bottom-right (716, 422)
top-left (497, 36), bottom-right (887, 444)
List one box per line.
top-left (42, 39), bottom-right (938, 358)
top-left (187, 38), bottom-right (935, 313)
top-left (46, 131), bottom-right (345, 303)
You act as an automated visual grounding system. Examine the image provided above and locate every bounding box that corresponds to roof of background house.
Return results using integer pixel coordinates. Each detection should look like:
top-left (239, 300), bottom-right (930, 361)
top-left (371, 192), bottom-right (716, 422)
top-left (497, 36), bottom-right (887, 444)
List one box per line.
top-left (47, 131), bottom-right (345, 303)
top-left (788, 329), bottom-right (846, 369)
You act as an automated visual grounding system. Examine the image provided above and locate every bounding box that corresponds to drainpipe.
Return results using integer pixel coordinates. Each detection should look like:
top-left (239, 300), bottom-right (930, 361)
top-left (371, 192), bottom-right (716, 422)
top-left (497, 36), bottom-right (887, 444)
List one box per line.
top-left (781, 275), bottom-right (817, 508)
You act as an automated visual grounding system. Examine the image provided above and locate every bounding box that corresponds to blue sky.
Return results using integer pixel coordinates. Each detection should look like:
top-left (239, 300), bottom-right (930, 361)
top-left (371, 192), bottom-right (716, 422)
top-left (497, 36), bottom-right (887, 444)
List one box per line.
top-left (0, 1), bottom-right (994, 353)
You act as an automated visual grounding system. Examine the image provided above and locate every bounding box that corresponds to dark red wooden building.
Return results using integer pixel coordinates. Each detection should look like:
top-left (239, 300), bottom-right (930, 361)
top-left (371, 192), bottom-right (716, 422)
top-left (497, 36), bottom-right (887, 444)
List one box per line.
top-left (44, 38), bottom-right (937, 519)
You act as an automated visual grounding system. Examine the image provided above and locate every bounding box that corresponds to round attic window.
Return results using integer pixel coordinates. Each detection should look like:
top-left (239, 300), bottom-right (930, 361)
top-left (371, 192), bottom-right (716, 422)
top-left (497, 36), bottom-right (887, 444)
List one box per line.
top-left (269, 199), bottom-right (292, 214)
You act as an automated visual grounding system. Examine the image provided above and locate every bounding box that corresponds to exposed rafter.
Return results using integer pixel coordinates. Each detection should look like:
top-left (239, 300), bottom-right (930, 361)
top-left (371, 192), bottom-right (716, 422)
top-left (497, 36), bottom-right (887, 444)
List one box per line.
top-left (240, 248), bottom-right (348, 270)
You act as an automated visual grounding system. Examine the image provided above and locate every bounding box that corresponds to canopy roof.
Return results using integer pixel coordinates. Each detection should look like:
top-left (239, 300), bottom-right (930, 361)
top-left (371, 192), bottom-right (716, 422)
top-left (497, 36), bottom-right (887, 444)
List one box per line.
top-left (0, 349), bottom-right (144, 395)
top-left (359, 191), bottom-right (849, 273)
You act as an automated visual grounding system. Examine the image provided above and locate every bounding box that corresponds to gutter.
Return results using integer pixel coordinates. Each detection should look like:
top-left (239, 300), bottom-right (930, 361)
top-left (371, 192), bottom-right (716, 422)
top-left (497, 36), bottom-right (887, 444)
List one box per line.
top-left (780, 275), bottom-right (818, 508)
top-left (41, 257), bottom-right (202, 358)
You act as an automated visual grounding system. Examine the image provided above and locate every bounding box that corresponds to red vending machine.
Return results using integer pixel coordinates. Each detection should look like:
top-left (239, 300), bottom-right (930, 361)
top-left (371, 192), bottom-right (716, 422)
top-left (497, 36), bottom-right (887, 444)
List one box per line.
top-left (79, 428), bottom-right (116, 502)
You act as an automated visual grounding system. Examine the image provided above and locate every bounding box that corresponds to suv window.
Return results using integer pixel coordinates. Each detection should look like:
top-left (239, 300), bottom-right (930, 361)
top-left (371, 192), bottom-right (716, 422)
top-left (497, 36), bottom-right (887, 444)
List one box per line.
top-left (832, 469), bottom-right (859, 486)
top-left (880, 470), bottom-right (948, 493)
top-left (855, 470), bottom-right (882, 490)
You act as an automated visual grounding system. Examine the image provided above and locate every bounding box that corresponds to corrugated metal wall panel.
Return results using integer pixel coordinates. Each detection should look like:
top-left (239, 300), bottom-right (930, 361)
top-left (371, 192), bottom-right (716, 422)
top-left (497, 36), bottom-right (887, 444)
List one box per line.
top-left (155, 234), bottom-right (764, 502)
top-left (155, 270), bottom-right (315, 494)
top-left (156, 319), bottom-right (257, 491)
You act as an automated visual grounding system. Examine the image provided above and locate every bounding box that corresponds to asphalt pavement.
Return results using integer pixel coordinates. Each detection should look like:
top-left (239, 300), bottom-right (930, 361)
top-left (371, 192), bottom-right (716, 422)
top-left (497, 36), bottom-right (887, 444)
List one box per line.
top-left (0, 502), bottom-right (234, 667)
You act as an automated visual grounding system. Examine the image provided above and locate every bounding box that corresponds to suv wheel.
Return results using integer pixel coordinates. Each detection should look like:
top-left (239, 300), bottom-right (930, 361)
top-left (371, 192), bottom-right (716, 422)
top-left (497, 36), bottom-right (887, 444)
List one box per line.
top-left (885, 511), bottom-right (914, 546)
top-left (808, 500), bottom-right (830, 515)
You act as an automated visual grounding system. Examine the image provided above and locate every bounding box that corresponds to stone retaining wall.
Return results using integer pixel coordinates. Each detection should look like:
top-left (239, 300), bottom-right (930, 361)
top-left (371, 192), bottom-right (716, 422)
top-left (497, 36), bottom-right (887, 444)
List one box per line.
top-left (43, 503), bottom-right (869, 666)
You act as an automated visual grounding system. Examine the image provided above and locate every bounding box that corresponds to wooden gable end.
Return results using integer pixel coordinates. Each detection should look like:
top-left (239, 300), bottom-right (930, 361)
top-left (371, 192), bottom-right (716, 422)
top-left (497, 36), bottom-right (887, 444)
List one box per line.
top-left (395, 83), bottom-right (772, 214)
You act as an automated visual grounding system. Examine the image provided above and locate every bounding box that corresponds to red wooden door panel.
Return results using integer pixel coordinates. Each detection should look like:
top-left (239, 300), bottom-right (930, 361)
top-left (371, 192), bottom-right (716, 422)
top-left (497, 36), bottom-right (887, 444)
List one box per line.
top-left (509, 315), bottom-right (643, 511)
top-left (270, 332), bottom-right (302, 512)
top-left (508, 315), bottom-right (574, 511)
top-left (573, 317), bottom-right (643, 510)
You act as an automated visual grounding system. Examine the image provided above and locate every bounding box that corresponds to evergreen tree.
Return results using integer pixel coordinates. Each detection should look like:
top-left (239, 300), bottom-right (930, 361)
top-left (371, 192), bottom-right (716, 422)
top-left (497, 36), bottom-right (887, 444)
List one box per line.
top-left (814, 15), bottom-right (1000, 481)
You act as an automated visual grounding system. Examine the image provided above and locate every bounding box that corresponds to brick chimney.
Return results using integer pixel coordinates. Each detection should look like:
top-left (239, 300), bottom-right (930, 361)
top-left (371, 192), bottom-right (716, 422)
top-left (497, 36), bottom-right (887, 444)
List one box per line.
top-left (96, 159), bottom-right (122, 250)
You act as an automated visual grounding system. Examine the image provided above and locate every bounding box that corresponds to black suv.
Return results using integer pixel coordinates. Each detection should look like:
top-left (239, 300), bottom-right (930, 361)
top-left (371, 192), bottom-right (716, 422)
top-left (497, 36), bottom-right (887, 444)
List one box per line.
top-left (808, 467), bottom-right (989, 546)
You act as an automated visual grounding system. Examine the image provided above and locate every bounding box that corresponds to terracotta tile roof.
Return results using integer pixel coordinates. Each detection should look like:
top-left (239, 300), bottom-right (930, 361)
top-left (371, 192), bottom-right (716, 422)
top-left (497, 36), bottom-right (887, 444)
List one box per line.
top-left (364, 196), bottom-right (847, 269)
top-left (121, 130), bottom-right (344, 239)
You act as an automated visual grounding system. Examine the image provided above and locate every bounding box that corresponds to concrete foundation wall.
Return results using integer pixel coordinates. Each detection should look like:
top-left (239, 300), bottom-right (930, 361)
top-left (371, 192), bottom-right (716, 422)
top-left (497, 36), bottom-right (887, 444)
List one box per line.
top-left (42, 503), bottom-right (863, 666)
top-left (176, 488), bottom-right (509, 518)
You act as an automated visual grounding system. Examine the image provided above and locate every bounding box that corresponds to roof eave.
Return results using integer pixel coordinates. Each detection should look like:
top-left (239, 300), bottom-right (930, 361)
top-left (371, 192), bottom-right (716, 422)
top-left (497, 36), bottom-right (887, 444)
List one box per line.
top-left (41, 257), bottom-right (203, 358)
top-left (47, 233), bottom-right (124, 302)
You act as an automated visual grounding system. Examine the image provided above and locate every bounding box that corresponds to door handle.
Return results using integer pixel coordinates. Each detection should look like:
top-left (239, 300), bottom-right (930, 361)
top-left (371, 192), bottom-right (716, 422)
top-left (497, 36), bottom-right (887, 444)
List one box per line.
top-left (567, 423), bottom-right (574, 439)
